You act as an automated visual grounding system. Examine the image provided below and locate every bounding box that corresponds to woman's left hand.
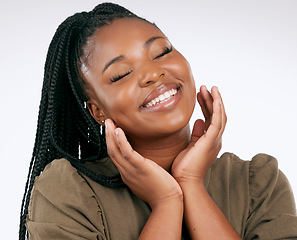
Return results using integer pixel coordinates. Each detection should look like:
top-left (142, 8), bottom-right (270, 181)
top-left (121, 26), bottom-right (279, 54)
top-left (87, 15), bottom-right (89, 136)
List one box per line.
top-left (171, 86), bottom-right (227, 185)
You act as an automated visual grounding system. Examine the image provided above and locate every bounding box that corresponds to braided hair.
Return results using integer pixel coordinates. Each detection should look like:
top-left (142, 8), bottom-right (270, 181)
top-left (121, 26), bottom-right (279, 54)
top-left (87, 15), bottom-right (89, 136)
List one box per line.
top-left (19, 3), bottom-right (153, 239)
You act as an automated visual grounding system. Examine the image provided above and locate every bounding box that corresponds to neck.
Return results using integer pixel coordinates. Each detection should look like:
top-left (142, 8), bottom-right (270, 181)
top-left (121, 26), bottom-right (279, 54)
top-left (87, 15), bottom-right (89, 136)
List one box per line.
top-left (128, 124), bottom-right (191, 172)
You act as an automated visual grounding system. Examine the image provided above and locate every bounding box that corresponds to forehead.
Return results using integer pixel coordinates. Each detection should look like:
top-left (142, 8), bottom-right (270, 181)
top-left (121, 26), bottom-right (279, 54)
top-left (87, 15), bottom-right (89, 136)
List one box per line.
top-left (94, 18), bottom-right (164, 45)
top-left (88, 18), bottom-right (166, 65)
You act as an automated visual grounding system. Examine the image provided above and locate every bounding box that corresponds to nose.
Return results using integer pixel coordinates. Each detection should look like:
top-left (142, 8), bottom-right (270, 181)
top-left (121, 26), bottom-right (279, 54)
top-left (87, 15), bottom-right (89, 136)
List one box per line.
top-left (138, 62), bottom-right (165, 87)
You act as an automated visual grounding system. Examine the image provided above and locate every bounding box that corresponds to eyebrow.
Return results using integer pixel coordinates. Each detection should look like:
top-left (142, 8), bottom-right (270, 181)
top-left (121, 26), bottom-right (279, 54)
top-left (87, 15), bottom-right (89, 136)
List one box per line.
top-left (103, 55), bottom-right (125, 73)
top-left (102, 36), bottom-right (165, 73)
top-left (144, 36), bottom-right (166, 48)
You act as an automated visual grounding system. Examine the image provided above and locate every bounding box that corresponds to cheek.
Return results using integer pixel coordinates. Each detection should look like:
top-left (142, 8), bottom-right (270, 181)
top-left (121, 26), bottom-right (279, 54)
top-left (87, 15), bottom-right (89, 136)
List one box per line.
top-left (99, 85), bottom-right (139, 120)
top-left (176, 56), bottom-right (196, 99)
top-left (166, 53), bottom-right (195, 83)
top-left (170, 54), bottom-right (196, 116)
top-left (167, 55), bottom-right (196, 100)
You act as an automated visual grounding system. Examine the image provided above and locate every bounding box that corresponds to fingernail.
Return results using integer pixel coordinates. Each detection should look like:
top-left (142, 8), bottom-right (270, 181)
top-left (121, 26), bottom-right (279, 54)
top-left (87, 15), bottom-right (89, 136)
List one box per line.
top-left (115, 128), bottom-right (120, 140)
top-left (105, 119), bottom-right (109, 131)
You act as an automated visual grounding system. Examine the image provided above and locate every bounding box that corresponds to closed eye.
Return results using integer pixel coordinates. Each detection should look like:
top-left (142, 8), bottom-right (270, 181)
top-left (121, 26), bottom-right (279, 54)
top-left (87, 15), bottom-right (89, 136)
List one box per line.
top-left (154, 45), bottom-right (173, 60)
top-left (110, 70), bottom-right (133, 82)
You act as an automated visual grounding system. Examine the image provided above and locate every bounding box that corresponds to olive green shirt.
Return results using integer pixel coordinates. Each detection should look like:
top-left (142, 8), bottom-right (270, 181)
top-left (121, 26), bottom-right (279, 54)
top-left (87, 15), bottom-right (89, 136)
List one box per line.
top-left (26, 153), bottom-right (297, 239)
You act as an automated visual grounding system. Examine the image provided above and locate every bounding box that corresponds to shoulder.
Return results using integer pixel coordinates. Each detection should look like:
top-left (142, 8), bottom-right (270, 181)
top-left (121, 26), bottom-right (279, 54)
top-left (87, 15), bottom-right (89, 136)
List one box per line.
top-left (211, 152), bottom-right (290, 195)
top-left (32, 159), bottom-right (91, 204)
top-left (27, 159), bottom-right (107, 238)
top-left (208, 153), bottom-right (297, 238)
top-left (211, 152), bottom-right (279, 181)
top-left (34, 158), bottom-right (81, 186)
top-left (214, 152), bottom-right (296, 213)
top-left (212, 152), bottom-right (278, 169)
top-left (209, 152), bottom-right (296, 214)
top-left (214, 153), bottom-right (291, 197)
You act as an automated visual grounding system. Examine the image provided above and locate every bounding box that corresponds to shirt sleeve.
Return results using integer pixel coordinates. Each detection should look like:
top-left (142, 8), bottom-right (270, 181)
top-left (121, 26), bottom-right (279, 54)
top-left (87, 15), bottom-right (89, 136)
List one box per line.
top-left (244, 154), bottom-right (297, 240)
top-left (26, 159), bottom-right (110, 240)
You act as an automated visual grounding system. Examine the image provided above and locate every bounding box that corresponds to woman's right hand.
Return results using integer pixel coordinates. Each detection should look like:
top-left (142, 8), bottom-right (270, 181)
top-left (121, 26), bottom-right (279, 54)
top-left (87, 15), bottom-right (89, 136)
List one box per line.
top-left (105, 119), bottom-right (183, 209)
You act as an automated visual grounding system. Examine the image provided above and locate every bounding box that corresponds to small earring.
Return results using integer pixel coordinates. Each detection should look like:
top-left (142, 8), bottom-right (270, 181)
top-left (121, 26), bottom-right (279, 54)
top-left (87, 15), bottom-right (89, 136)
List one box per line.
top-left (101, 120), bottom-right (105, 125)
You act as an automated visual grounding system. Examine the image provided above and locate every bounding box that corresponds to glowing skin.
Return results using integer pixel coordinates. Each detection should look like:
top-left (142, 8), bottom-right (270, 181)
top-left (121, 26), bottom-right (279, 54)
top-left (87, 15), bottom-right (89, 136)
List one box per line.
top-left (83, 18), bottom-right (196, 145)
top-left (82, 17), bottom-right (238, 240)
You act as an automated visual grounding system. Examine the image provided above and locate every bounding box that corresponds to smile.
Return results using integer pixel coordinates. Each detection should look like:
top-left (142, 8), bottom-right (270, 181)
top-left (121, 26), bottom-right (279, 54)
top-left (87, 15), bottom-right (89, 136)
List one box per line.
top-left (140, 82), bottom-right (182, 112)
top-left (143, 88), bottom-right (178, 108)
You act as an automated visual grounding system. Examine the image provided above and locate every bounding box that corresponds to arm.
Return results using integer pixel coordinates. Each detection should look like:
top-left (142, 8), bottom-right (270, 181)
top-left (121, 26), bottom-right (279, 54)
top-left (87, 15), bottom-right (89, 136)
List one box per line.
top-left (139, 197), bottom-right (183, 240)
top-left (172, 86), bottom-right (241, 239)
top-left (180, 182), bottom-right (241, 240)
top-left (105, 120), bottom-right (183, 240)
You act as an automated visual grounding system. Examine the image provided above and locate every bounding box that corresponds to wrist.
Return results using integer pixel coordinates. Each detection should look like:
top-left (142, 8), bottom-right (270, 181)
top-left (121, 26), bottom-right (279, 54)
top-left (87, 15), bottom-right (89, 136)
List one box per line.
top-left (150, 193), bottom-right (184, 211)
top-left (140, 193), bottom-right (184, 240)
top-left (175, 174), bottom-right (205, 186)
top-left (178, 179), bottom-right (206, 193)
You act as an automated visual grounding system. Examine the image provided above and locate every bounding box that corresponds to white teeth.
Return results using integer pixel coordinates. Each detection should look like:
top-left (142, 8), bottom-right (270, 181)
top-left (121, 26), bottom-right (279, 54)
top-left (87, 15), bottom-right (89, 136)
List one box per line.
top-left (145, 88), bottom-right (178, 108)
top-left (164, 91), bottom-right (170, 98)
top-left (159, 94), bottom-right (165, 101)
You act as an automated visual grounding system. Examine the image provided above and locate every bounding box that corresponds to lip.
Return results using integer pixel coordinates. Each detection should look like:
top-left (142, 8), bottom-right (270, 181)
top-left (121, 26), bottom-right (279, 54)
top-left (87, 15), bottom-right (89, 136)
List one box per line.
top-left (140, 82), bottom-right (181, 112)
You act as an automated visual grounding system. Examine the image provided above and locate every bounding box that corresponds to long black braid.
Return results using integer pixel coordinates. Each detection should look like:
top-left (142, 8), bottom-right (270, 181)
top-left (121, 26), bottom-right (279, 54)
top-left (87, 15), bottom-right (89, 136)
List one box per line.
top-left (19, 3), bottom-right (152, 239)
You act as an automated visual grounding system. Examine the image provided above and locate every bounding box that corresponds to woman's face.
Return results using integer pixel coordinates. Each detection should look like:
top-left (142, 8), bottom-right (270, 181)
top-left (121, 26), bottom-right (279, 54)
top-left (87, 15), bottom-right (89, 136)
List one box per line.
top-left (83, 18), bottom-right (196, 141)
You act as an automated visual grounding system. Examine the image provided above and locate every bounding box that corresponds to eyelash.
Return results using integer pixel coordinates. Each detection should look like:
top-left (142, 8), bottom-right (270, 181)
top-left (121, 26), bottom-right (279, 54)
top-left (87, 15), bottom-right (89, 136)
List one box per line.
top-left (154, 45), bottom-right (173, 59)
top-left (110, 70), bottom-right (133, 82)
top-left (110, 45), bottom-right (172, 82)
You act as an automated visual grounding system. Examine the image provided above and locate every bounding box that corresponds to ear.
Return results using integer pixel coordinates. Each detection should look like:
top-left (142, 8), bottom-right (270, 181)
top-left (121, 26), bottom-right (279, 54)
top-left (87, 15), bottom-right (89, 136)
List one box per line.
top-left (87, 100), bottom-right (106, 126)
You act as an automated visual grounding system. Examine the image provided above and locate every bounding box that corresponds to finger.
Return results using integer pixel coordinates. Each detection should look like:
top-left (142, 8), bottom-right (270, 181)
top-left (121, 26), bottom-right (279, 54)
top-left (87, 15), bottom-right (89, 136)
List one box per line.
top-left (211, 87), bottom-right (227, 138)
top-left (197, 92), bottom-right (210, 121)
top-left (192, 119), bottom-right (205, 137)
top-left (218, 89), bottom-right (227, 134)
top-left (198, 86), bottom-right (213, 129)
top-left (204, 99), bottom-right (223, 144)
top-left (115, 127), bottom-right (145, 167)
top-left (105, 119), bottom-right (126, 170)
top-left (200, 85), bottom-right (213, 116)
top-left (105, 119), bottom-right (118, 157)
top-left (190, 119), bottom-right (205, 144)
top-left (210, 86), bottom-right (222, 108)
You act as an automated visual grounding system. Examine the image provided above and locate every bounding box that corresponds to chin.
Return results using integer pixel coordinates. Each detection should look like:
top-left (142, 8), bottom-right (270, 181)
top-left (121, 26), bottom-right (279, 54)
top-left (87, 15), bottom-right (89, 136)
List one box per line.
top-left (159, 113), bottom-right (193, 135)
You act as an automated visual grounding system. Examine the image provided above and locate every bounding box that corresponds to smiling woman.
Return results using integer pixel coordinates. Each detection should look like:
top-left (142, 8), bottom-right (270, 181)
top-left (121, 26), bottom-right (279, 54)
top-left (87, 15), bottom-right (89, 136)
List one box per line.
top-left (84, 18), bottom-right (196, 145)
top-left (19, 2), bottom-right (297, 240)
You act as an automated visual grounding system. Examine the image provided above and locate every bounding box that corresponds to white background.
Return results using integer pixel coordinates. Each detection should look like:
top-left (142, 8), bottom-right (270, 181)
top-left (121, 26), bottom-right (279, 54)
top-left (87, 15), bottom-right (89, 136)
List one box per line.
top-left (1, 0), bottom-right (296, 238)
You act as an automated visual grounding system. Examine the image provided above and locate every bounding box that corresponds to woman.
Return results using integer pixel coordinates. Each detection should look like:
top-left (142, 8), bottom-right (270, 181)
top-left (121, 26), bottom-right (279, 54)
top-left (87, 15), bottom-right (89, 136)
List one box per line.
top-left (19, 2), bottom-right (297, 239)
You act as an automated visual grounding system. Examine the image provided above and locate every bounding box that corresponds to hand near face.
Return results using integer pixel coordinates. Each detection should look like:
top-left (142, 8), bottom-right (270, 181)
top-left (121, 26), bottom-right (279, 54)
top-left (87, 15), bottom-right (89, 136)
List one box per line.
top-left (105, 119), bottom-right (182, 209)
top-left (171, 86), bottom-right (227, 185)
